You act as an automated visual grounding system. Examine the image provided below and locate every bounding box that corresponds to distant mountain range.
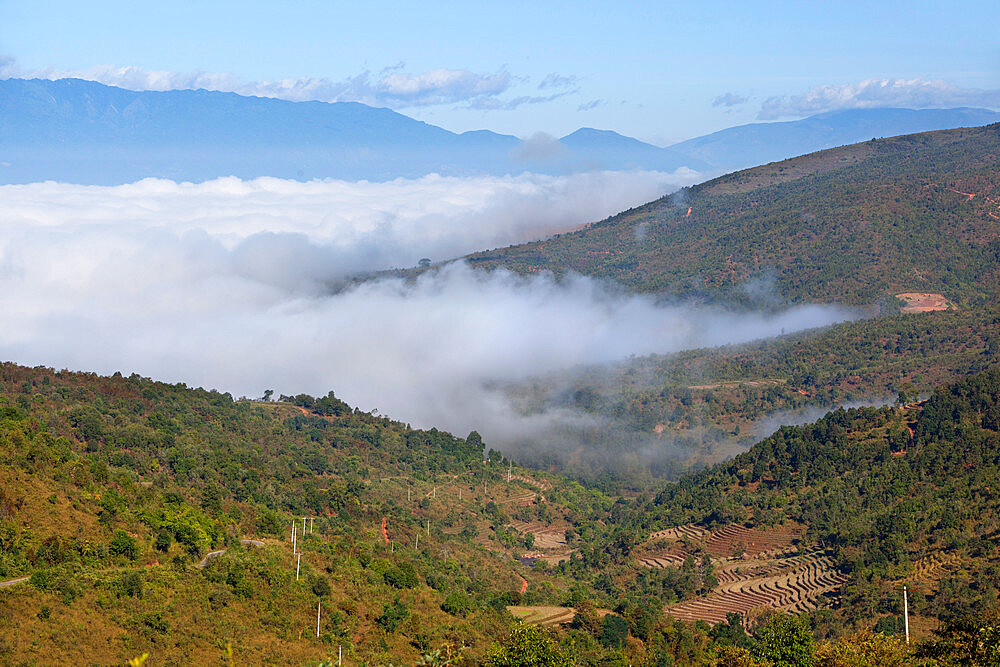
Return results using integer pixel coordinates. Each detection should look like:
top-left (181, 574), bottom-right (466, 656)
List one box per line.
top-left (1, 77), bottom-right (998, 184)
top-left (670, 106), bottom-right (1000, 172)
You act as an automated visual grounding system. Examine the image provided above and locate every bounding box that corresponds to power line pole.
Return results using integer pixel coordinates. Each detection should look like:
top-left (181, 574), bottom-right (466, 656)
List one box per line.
top-left (903, 585), bottom-right (910, 644)
top-left (893, 585), bottom-right (911, 644)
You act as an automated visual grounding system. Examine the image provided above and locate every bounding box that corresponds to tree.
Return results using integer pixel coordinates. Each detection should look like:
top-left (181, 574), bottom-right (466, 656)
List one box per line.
top-left (154, 530), bottom-right (172, 553)
top-left (311, 575), bottom-right (331, 598)
top-left (600, 613), bottom-right (629, 648)
top-left (441, 591), bottom-right (471, 617)
top-left (376, 598), bottom-right (409, 633)
top-left (109, 530), bottom-right (139, 561)
top-left (753, 613), bottom-right (814, 667)
top-left (484, 624), bottom-right (566, 667)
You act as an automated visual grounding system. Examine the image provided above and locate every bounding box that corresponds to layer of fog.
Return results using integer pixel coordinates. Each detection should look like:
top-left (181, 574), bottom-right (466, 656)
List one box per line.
top-left (0, 171), bottom-right (699, 278)
top-left (0, 172), bottom-right (857, 476)
top-left (751, 397), bottom-right (896, 439)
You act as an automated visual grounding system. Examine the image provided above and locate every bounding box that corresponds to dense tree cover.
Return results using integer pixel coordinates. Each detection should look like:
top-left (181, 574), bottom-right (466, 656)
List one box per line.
top-left (3, 358), bottom-right (1000, 662)
top-left (461, 124), bottom-right (1000, 307)
top-left (626, 366), bottom-right (1000, 630)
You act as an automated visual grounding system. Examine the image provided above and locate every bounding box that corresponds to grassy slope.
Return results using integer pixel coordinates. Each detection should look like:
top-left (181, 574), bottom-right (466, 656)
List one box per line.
top-left (462, 124), bottom-right (1000, 306)
top-left (0, 363), bottom-right (617, 664)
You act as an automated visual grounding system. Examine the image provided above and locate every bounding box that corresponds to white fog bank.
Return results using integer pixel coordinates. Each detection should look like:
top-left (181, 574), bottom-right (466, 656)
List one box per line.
top-left (0, 172), bottom-right (855, 450)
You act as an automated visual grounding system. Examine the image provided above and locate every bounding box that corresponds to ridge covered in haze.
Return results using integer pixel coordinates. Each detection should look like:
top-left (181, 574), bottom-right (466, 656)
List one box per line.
top-left (0, 78), bottom-right (700, 184)
top-left (2, 77), bottom-right (999, 185)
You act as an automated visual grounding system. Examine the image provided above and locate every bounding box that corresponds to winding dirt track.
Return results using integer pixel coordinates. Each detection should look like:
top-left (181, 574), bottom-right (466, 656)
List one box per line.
top-left (0, 576), bottom-right (29, 588)
top-left (197, 539), bottom-right (265, 568)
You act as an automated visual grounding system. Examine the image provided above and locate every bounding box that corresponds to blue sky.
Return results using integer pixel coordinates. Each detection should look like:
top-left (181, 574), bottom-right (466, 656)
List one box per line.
top-left (3, 0), bottom-right (999, 144)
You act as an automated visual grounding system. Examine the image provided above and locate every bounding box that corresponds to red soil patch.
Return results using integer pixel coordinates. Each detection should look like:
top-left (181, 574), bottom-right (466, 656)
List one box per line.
top-left (380, 517), bottom-right (389, 545)
top-left (895, 293), bottom-right (953, 313)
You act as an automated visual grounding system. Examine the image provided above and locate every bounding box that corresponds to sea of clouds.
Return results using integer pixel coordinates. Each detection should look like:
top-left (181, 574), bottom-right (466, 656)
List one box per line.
top-left (0, 171), bottom-right (855, 452)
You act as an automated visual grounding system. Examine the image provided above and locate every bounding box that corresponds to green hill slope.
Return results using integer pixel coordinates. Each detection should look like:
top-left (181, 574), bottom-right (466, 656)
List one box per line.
top-left (463, 124), bottom-right (1000, 307)
top-left (629, 365), bottom-right (1000, 632)
top-left (0, 363), bottom-right (618, 664)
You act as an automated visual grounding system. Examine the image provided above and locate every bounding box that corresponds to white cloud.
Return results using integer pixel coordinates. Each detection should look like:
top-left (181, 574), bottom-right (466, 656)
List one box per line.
top-left (0, 172), bottom-right (853, 460)
top-left (0, 56), bottom-right (563, 110)
top-left (759, 78), bottom-right (1000, 119)
top-left (712, 92), bottom-right (749, 108)
top-left (0, 171), bottom-right (696, 276)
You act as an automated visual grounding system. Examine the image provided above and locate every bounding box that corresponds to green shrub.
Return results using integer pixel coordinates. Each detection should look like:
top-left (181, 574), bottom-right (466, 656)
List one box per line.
top-left (311, 575), bottom-right (331, 597)
top-left (154, 530), bottom-right (172, 553)
top-left (109, 530), bottom-right (139, 561)
top-left (485, 624), bottom-right (566, 667)
top-left (376, 599), bottom-right (409, 633)
top-left (383, 562), bottom-right (418, 589)
top-left (118, 572), bottom-right (143, 598)
top-left (28, 568), bottom-right (51, 590)
top-left (441, 591), bottom-right (471, 617)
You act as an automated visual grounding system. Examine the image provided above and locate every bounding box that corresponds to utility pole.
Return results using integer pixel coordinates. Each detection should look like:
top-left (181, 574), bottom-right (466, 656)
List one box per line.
top-left (310, 517), bottom-right (314, 534)
top-left (904, 585), bottom-right (910, 644)
top-left (894, 585), bottom-right (911, 644)
top-left (296, 553), bottom-right (301, 581)
top-left (509, 461), bottom-right (512, 482)
top-left (292, 522), bottom-right (297, 554)
top-left (316, 601), bottom-right (321, 638)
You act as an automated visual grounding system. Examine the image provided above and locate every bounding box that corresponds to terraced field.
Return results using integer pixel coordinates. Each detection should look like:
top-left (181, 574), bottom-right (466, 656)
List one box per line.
top-left (638, 522), bottom-right (804, 568)
top-left (510, 520), bottom-right (569, 551)
top-left (639, 523), bottom-right (843, 624)
top-left (506, 606), bottom-right (576, 627)
top-left (900, 552), bottom-right (961, 587)
top-left (648, 524), bottom-right (710, 542)
top-left (664, 554), bottom-right (847, 625)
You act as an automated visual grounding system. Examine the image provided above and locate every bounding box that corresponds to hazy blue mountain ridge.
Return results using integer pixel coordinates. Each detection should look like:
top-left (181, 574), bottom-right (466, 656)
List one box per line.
top-left (0, 78), bottom-right (695, 183)
top-left (669, 107), bottom-right (1000, 172)
top-left (2, 77), bottom-right (998, 184)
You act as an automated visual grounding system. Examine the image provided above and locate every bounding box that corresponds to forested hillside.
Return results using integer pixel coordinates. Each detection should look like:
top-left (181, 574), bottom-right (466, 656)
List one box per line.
top-left (463, 124), bottom-right (1000, 307)
top-left (3, 361), bottom-right (1000, 664)
top-left (0, 363), bottom-right (616, 663)
top-left (627, 365), bottom-right (1000, 634)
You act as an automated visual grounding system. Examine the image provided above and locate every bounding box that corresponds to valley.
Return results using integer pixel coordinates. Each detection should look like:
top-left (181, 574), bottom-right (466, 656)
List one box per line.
top-left (3, 123), bottom-right (1000, 665)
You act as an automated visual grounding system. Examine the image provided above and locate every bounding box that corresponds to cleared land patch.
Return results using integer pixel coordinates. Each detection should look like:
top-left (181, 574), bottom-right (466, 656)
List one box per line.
top-left (896, 292), bottom-right (953, 313)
